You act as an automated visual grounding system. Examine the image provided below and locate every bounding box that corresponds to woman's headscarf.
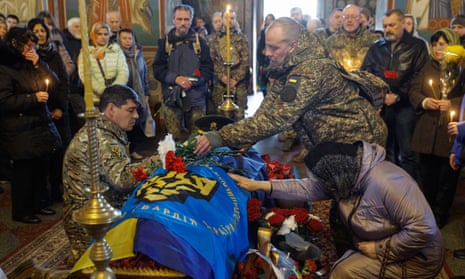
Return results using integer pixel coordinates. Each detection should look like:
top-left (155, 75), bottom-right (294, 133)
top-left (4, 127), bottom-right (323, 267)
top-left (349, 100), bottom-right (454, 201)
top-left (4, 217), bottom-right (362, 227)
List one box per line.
top-left (27, 18), bottom-right (52, 54)
top-left (90, 22), bottom-right (111, 46)
top-left (304, 142), bottom-right (363, 201)
top-left (430, 28), bottom-right (461, 61)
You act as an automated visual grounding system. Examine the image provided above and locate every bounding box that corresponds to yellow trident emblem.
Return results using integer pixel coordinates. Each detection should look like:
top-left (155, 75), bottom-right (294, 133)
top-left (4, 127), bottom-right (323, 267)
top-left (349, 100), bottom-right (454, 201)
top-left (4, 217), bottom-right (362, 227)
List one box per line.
top-left (136, 171), bottom-right (218, 203)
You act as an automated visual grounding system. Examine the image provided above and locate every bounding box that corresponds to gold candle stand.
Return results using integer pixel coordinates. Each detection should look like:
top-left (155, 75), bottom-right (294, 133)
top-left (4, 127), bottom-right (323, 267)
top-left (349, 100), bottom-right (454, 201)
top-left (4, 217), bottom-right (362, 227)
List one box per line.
top-left (218, 62), bottom-right (238, 119)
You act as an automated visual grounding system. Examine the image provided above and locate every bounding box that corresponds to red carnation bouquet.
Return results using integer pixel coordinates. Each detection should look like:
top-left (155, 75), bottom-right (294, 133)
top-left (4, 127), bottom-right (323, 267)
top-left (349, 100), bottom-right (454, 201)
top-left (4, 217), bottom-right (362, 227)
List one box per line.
top-left (165, 150), bottom-right (186, 173)
top-left (239, 193), bottom-right (325, 278)
top-left (261, 154), bottom-right (294, 179)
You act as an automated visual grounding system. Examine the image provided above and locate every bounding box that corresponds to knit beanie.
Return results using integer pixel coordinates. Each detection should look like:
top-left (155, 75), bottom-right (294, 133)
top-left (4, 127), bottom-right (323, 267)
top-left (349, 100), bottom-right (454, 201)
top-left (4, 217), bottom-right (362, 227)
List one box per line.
top-left (451, 15), bottom-right (465, 27)
top-left (304, 142), bottom-right (362, 201)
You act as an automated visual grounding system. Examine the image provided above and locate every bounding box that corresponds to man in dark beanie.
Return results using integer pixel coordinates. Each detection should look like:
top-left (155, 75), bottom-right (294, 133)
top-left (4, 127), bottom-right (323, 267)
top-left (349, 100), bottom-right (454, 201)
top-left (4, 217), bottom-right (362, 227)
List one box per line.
top-left (228, 141), bottom-right (444, 278)
top-left (451, 14), bottom-right (465, 46)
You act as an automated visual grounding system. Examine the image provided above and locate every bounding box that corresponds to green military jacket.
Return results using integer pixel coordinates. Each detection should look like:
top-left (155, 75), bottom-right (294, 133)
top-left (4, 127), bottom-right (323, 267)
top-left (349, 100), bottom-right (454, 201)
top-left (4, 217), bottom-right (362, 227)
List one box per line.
top-left (326, 26), bottom-right (378, 71)
top-left (211, 29), bottom-right (387, 151)
top-left (207, 27), bottom-right (250, 83)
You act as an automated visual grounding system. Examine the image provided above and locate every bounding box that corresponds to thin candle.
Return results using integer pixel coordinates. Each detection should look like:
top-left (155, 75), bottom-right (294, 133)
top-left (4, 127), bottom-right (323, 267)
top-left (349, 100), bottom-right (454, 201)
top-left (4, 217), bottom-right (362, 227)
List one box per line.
top-left (45, 79), bottom-right (49, 92)
top-left (428, 79), bottom-right (438, 99)
top-left (79, 0), bottom-right (94, 110)
top-left (450, 110), bottom-right (456, 122)
top-left (225, 5), bottom-right (231, 63)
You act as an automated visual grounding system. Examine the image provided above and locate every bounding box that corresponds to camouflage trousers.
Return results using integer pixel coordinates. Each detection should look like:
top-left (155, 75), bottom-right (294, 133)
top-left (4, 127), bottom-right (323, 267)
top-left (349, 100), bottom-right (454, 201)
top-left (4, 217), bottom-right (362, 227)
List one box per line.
top-left (162, 104), bottom-right (205, 141)
top-left (63, 206), bottom-right (91, 263)
top-left (212, 82), bottom-right (247, 120)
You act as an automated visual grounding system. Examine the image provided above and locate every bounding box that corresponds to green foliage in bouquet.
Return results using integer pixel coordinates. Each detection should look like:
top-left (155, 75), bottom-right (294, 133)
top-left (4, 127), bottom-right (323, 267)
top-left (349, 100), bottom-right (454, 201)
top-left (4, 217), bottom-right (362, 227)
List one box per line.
top-left (174, 133), bottom-right (254, 175)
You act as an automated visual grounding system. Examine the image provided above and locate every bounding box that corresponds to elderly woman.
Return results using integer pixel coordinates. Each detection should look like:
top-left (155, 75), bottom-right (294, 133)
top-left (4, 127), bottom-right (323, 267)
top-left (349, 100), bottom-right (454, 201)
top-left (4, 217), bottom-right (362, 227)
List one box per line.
top-left (229, 141), bottom-right (444, 278)
top-left (78, 22), bottom-right (128, 104)
top-left (117, 28), bottom-right (155, 158)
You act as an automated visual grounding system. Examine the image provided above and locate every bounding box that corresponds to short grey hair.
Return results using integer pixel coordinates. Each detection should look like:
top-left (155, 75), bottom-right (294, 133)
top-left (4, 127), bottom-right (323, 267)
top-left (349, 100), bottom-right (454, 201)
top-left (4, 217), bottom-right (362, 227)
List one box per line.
top-left (266, 17), bottom-right (301, 43)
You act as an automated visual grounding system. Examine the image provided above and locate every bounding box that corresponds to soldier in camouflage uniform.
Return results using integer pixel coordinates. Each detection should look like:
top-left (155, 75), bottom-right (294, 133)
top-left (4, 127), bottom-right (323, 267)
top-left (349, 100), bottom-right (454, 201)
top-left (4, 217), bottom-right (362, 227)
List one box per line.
top-left (326, 4), bottom-right (378, 72)
top-left (313, 8), bottom-right (343, 42)
top-left (194, 17), bottom-right (387, 156)
top-left (62, 85), bottom-right (162, 262)
top-left (208, 9), bottom-right (250, 120)
top-left (153, 4), bottom-right (213, 142)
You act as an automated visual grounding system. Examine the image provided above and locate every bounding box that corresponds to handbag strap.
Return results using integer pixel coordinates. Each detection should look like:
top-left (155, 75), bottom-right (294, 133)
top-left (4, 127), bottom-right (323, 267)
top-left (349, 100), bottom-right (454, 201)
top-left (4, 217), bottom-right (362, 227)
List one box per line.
top-left (96, 59), bottom-right (107, 80)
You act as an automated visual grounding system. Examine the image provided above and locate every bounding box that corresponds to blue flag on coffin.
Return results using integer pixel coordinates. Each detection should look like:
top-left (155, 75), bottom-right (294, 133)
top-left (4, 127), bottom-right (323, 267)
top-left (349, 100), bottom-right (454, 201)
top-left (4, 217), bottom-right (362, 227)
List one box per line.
top-left (118, 165), bottom-right (251, 279)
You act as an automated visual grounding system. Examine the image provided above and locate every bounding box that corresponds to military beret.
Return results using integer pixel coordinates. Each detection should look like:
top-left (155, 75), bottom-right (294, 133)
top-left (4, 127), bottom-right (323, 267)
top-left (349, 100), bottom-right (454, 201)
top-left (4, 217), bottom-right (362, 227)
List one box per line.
top-left (195, 114), bottom-right (234, 131)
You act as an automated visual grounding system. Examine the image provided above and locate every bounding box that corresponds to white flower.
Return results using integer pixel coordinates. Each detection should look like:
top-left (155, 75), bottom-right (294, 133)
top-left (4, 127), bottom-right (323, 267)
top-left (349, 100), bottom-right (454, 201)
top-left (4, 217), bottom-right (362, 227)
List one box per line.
top-left (277, 215), bottom-right (297, 235)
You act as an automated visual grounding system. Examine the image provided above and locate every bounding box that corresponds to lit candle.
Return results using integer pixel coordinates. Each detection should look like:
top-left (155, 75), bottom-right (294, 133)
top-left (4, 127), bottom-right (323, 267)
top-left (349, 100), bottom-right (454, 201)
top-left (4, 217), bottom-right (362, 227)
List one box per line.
top-left (45, 79), bottom-right (49, 92)
top-left (225, 5), bottom-right (231, 63)
top-left (347, 59), bottom-right (351, 69)
top-left (79, 0), bottom-right (94, 110)
top-left (428, 79), bottom-right (438, 99)
top-left (450, 110), bottom-right (456, 122)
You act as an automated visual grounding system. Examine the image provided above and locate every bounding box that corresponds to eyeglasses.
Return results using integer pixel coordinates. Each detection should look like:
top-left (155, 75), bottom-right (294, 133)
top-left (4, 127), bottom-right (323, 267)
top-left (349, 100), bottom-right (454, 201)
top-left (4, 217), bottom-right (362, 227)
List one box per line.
top-left (343, 15), bottom-right (360, 20)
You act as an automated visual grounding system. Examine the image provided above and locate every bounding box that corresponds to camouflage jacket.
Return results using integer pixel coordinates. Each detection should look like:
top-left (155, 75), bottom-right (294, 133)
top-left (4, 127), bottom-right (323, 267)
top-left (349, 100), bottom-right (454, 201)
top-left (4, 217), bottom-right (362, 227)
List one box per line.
top-left (207, 27), bottom-right (250, 83)
top-left (212, 29), bottom-right (387, 151)
top-left (326, 26), bottom-right (378, 71)
top-left (63, 116), bottom-right (161, 215)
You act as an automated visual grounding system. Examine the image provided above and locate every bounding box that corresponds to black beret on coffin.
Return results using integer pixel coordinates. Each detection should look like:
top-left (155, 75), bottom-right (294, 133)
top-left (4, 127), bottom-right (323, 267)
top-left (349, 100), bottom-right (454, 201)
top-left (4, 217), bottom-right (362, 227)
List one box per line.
top-left (195, 114), bottom-right (235, 131)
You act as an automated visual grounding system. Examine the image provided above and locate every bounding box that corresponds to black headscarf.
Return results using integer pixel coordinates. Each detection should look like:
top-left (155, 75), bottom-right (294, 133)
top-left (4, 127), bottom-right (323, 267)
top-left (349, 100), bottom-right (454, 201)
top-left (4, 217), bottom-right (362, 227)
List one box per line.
top-left (304, 142), bottom-right (363, 201)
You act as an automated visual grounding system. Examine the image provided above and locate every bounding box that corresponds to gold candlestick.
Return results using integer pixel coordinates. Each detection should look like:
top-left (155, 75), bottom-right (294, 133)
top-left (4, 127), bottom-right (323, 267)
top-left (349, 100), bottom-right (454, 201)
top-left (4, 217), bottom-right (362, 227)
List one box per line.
top-left (218, 5), bottom-right (238, 118)
top-left (73, 1), bottom-right (121, 278)
top-left (225, 5), bottom-right (231, 64)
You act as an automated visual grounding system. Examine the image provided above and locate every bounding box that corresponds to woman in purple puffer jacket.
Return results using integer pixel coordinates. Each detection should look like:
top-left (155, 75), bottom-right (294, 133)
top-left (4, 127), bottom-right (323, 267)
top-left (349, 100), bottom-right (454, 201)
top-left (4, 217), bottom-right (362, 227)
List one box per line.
top-left (230, 141), bottom-right (444, 278)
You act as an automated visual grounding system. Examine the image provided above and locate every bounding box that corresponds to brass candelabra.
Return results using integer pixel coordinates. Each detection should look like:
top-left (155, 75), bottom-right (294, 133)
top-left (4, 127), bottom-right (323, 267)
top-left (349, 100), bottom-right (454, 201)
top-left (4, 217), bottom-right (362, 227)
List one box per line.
top-left (218, 62), bottom-right (238, 119)
top-left (72, 110), bottom-right (121, 279)
top-left (74, 1), bottom-right (121, 278)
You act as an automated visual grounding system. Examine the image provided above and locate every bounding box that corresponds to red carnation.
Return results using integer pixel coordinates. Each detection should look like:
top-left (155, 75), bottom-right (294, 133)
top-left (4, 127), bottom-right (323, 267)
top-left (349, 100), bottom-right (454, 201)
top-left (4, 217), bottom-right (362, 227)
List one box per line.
top-left (292, 208), bottom-right (310, 224)
top-left (281, 164), bottom-right (293, 178)
top-left (267, 160), bottom-right (280, 174)
top-left (165, 150), bottom-right (176, 169)
top-left (247, 198), bottom-right (262, 221)
top-left (172, 157), bottom-right (186, 173)
top-left (304, 259), bottom-right (318, 273)
top-left (132, 165), bottom-right (148, 181)
top-left (261, 154), bottom-right (271, 163)
top-left (268, 213), bottom-right (286, 227)
top-left (193, 68), bottom-right (201, 77)
top-left (307, 218), bottom-right (323, 232)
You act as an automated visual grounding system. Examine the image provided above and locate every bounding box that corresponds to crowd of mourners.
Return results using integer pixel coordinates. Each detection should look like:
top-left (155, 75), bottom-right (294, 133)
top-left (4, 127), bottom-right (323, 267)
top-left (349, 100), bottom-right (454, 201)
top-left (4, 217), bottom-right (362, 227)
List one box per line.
top-left (1, 3), bottom-right (465, 278)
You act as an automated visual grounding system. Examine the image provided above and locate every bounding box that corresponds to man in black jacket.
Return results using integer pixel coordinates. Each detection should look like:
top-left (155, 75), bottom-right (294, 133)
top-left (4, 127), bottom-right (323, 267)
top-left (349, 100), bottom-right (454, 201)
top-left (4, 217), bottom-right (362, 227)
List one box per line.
top-left (361, 9), bottom-right (429, 180)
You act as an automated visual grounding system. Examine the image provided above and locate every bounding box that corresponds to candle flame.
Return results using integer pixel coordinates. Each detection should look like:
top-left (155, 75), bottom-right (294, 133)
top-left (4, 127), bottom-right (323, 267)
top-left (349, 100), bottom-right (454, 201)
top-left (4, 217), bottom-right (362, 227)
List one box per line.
top-left (45, 79), bottom-right (49, 85)
top-left (428, 79), bottom-right (432, 86)
top-left (450, 110), bottom-right (456, 122)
